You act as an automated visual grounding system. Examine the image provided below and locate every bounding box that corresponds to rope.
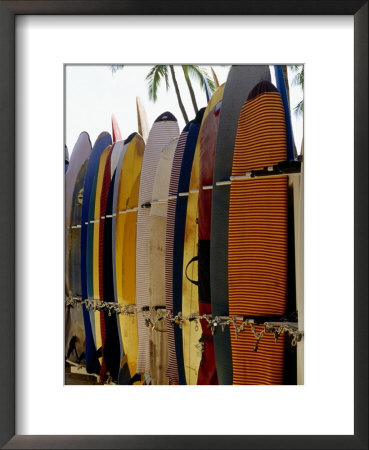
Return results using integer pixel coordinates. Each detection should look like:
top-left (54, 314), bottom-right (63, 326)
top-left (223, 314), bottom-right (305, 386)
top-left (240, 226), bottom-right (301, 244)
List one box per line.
top-left (66, 295), bottom-right (303, 349)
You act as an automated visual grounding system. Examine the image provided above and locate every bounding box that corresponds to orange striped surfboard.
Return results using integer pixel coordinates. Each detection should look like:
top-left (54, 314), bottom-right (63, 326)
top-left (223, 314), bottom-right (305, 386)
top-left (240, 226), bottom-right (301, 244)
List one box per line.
top-left (229, 81), bottom-right (288, 385)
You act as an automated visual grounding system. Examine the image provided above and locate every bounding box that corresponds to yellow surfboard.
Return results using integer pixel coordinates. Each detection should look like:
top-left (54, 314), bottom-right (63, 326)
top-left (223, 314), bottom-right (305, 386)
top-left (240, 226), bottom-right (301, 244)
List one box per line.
top-left (92, 146), bottom-right (111, 361)
top-left (115, 134), bottom-right (145, 378)
top-left (182, 84), bottom-right (225, 384)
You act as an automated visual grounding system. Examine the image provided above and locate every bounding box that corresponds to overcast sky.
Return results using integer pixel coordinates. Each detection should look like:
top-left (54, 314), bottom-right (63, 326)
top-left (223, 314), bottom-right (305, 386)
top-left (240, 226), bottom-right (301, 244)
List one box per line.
top-left (65, 65), bottom-right (303, 158)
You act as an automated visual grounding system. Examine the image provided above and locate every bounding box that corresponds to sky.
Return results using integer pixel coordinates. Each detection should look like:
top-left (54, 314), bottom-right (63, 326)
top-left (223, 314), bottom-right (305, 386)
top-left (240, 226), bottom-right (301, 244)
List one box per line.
top-left (65, 65), bottom-right (303, 159)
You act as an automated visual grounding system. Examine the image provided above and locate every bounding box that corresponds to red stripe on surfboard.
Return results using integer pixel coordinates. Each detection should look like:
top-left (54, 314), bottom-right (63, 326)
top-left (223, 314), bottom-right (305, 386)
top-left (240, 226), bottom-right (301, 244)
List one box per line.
top-left (98, 148), bottom-right (113, 380)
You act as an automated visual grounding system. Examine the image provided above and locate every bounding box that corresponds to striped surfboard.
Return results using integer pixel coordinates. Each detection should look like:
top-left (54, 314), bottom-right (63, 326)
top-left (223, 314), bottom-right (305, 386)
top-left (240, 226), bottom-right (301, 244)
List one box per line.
top-left (228, 80), bottom-right (288, 385)
top-left (165, 122), bottom-right (192, 384)
top-left (149, 137), bottom-right (177, 384)
top-left (136, 112), bottom-right (179, 375)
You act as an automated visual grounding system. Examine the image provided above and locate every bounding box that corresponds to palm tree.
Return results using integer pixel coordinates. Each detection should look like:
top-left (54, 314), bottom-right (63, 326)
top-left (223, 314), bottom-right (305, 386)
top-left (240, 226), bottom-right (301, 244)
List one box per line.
top-left (111, 65), bottom-right (124, 74)
top-left (146, 65), bottom-right (188, 123)
top-left (291, 65), bottom-right (304, 116)
top-left (146, 65), bottom-right (216, 124)
top-left (181, 65), bottom-right (216, 114)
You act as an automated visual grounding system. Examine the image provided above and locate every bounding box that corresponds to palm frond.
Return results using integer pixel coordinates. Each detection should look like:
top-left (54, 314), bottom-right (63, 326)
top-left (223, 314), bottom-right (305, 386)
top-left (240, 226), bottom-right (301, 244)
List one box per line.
top-left (289, 65), bottom-right (304, 116)
top-left (294, 99), bottom-right (304, 116)
top-left (111, 65), bottom-right (124, 74)
top-left (183, 65), bottom-right (217, 94)
top-left (290, 65), bottom-right (304, 89)
top-left (145, 65), bottom-right (169, 102)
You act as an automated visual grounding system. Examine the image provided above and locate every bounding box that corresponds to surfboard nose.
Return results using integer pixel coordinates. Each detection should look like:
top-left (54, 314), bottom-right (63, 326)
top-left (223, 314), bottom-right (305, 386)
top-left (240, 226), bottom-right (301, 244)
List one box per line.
top-left (154, 111), bottom-right (177, 123)
top-left (193, 107), bottom-right (206, 124)
top-left (124, 132), bottom-right (137, 145)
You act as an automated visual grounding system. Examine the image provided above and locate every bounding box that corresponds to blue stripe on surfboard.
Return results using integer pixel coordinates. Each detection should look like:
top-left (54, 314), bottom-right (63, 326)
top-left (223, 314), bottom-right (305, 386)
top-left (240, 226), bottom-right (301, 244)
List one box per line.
top-left (274, 65), bottom-right (295, 161)
top-left (80, 132), bottom-right (112, 374)
top-left (173, 118), bottom-right (202, 385)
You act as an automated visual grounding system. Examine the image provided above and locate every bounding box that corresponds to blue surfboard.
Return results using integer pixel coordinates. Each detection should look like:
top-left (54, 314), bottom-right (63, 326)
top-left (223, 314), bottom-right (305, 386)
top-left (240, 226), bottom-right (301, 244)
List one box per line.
top-left (274, 65), bottom-right (296, 161)
top-left (80, 132), bottom-right (112, 374)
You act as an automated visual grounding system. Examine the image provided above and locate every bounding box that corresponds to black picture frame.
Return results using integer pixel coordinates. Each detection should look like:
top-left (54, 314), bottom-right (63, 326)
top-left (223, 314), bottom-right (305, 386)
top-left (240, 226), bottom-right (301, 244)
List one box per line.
top-left (0, 1), bottom-right (367, 449)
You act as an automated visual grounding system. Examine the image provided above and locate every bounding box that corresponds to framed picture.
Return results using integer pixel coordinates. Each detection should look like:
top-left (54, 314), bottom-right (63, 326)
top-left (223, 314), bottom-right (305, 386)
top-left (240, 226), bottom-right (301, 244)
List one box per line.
top-left (0, 1), bottom-right (367, 448)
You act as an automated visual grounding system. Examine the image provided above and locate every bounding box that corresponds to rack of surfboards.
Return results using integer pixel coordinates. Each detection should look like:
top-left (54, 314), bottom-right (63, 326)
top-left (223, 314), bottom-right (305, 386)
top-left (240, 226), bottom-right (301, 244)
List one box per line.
top-left (65, 65), bottom-right (304, 385)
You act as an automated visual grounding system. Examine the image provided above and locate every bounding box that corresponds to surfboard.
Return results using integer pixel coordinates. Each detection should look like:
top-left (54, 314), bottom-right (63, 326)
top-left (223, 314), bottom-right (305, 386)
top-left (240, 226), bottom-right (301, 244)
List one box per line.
top-left (275, 65), bottom-right (299, 384)
top-left (86, 169), bottom-right (99, 358)
top-left (274, 65), bottom-right (296, 161)
top-left (168, 109), bottom-right (205, 385)
top-left (65, 132), bottom-right (92, 296)
top-left (111, 136), bottom-right (134, 379)
top-left (110, 140), bottom-right (125, 177)
top-left (136, 112), bottom-right (179, 375)
top-left (228, 80), bottom-right (288, 385)
top-left (296, 155), bottom-right (304, 384)
top-left (177, 85), bottom-right (224, 385)
top-left (65, 132), bottom-right (92, 368)
top-left (149, 137), bottom-right (177, 385)
top-left (112, 114), bottom-right (122, 143)
top-left (65, 145), bottom-right (69, 173)
top-left (211, 65), bottom-right (271, 385)
top-left (136, 96), bottom-right (149, 143)
top-left (91, 142), bottom-right (126, 382)
top-left (112, 138), bottom-right (131, 308)
top-left (164, 121), bottom-right (193, 385)
top-left (108, 140), bottom-right (126, 368)
top-left (66, 160), bottom-right (88, 364)
top-left (92, 146), bottom-right (112, 367)
top-left (115, 133), bottom-right (145, 383)
top-left (80, 131), bottom-right (112, 374)
top-left (196, 96), bottom-right (223, 385)
top-left (100, 168), bottom-right (121, 382)
top-left (95, 147), bottom-right (113, 381)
